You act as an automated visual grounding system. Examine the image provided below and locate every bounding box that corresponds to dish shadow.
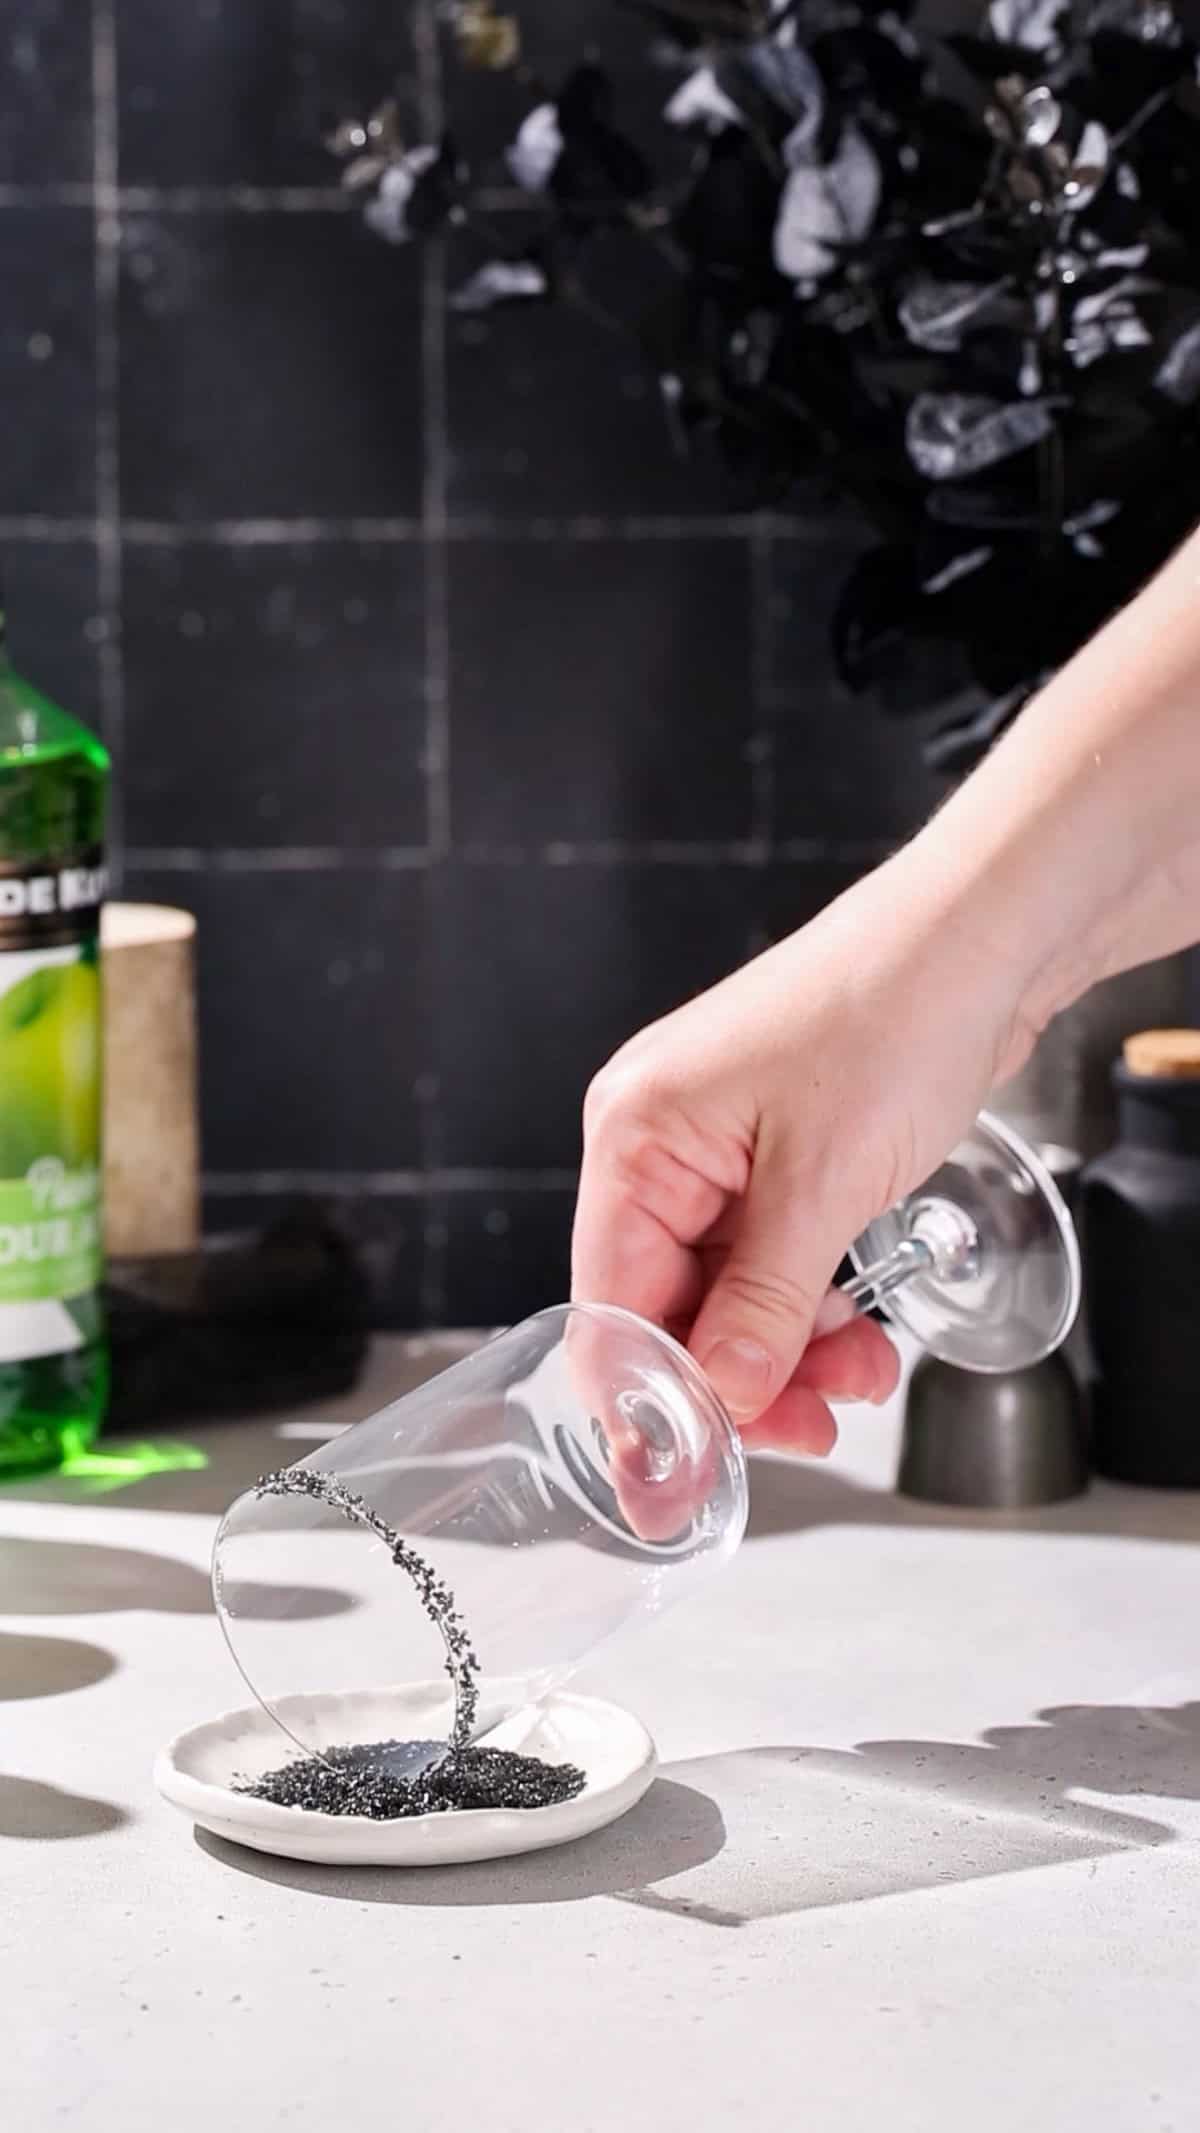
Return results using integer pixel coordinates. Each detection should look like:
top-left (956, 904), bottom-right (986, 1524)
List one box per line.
top-left (0, 1773), bottom-right (129, 1840)
top-left (195, 1701), bottom-right (1200, 1926)
top-left (0, 1536), bottom-right (352, 1623)
top-left (194, 1775), bottom-right (727, 1909)
top-left (620, 1699), bottom-right (1200, 1928)
top-left (0, 1629), bottom-right (116, 1700)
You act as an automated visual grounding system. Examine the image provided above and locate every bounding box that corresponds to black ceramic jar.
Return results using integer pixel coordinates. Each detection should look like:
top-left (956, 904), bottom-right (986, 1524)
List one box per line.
top-left (1081, 1030), bottom-right (1200, 1486)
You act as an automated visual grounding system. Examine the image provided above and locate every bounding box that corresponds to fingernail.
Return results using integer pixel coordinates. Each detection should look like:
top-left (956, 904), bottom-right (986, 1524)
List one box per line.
top-left (812, 1290), bottom-right (857, 1338)
top-left (700, 1338), bottom-right (775, 1417)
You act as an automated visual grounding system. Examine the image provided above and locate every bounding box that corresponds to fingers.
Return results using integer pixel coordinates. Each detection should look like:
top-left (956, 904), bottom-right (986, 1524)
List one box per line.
top-left (688, 1164), bottom-right (830, 1423)
top-left (795, 1315), bottom-right (900, 1406)
top-left (738, 1383), bottom-right (840, 1456)
top-left (736, 1317), bottom-right (899, 1456)
top-left (571, 1091), bottom-right (726, 1325)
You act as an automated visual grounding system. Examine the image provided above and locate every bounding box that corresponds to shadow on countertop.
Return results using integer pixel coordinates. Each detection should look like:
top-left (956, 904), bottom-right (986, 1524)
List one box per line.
top-left (0, 1338), bottom-right (474, 1518)
top-left (0, 1772), bottom-right (130, 1841)
top-left (744, 1449), bottom-right (1200, 1549)
top-left (195, 1773), bottom-right (728, 1910)
top-left (0, 1536), bottom-right (353, 1623)
top-left (5, 1372), bottom-right (1199, 1555)
top-left (194, 1700), bottom-right (1200, 1925)
top-left (0, 1628), bottom-right (116, 1700)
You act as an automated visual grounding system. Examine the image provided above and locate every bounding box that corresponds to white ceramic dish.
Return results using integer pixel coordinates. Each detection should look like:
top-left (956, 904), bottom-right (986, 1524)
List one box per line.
top-left (155, 1686), bottom-right (657, 1867)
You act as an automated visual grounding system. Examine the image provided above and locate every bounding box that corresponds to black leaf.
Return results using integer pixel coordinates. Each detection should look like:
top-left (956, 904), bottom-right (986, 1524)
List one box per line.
top-left (925, 680), bottom-right (1039, 774)
top-left (907, 392), bottom-right (1058, 480)
top-left (552, 65), bottom-right (653, 218)
top-left (715, 38), bottom-right (826, 146)
top-left (675, 129), bottom-right (783, 289)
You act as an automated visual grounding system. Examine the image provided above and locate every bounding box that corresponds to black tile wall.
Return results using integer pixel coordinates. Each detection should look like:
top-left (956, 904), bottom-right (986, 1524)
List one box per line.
top-left (118, 210), bottom-right (424, 521)
top-left (440, 1188), bottom-right (575, 1331)
top-left (203, 1186), bottom-right (427, 1328)
top-left (430, 863), bottom-right (754, 1171)
top-left (448, 537), bottom-right (754, 846)
top-left (0, 1), bottom-right (93, 185)
top-left (3, 2), bottom-right (943, 1330)
top-left (5, 542), bottom-right (103, 735)
top-left (115, 0), bottom-right (416, 189)
top-left (765, 536), bottom-right (946, 848)
top-left (0, 208), bottom-right (97, 517)
top-left (124, 868), bottom-right (430, 1175)
top-left (122, 541), bottom-right (427, 850)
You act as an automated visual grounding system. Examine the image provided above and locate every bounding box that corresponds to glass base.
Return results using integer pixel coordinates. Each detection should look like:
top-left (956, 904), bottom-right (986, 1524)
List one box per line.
top-left (849, 1114), bottom-right (1081, 1373)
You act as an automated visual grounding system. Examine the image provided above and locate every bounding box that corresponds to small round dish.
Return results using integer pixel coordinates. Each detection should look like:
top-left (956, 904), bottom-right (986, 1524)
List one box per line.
top-left (154, 1686), bottom-right (657, 1868)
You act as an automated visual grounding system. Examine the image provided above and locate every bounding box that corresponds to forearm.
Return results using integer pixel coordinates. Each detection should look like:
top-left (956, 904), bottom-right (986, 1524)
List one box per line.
top-left (894, 527), bottom-right (1200, 1066)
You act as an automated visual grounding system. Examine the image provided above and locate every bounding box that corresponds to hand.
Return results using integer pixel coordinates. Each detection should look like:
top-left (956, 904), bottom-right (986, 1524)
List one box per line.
top-left (572, 854), bottom-right (1033, 1452)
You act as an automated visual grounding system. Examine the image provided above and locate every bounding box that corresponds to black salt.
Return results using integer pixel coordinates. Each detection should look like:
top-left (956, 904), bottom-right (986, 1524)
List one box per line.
top-left (242, 1467), bottom-right (585, 1821)
top-left (237, 1741), bottom-right (586, 1820)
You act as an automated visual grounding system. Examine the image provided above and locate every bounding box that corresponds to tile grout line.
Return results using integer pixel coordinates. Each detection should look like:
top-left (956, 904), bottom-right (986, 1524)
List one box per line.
top-left (0, 183), bottom-right (351, 211)
top-left (414, 0), bottom-right (451, 866)
top-left (0, 183), bottom-right (520, 214)
top-left (416, 1078), bottom-right (449, 1320)
top-left (92, 0), bottom-right (125, 881)
top-left (748, 517), bottom-right (774, 870)
top-left (203, 1168), bottom-right (579, 1195)
top-left (0, 512), bottom-right (845, 546)
top-left (124, 845), bottom-right (432, 872)
top-left (414, 0), bottom-right (451, 1321)
top-left (123, 838), bottom-right (892, 873)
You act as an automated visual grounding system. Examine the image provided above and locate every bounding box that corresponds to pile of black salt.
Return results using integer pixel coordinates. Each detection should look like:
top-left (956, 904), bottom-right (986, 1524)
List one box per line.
top-left (238, 1740), bottom-right (586, 1820)
top-left (233, 1467), bottom-right (586, 1821)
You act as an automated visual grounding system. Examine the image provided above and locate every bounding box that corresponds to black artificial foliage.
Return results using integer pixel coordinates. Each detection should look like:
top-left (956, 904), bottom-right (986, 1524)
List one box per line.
top-left (942, 32), bottom-right (1059, 80)
top-left (408, 135), bottom-right (466, 236)
top-left (675, 127), bottom-right (783, 289)
top-left (617, 0), bottom-right (771, 40)
top-left (715, 37), bottom-right (828, 144)
top-left (809, 22), bottom-right (927, 116)
top-left (924, 680), bottom-right (1036, 773)
top-left (1086, 27), bottom-right (1197, 116)
top-left (332, 0), bottom-right (1200, 773)
top-left (553, 64), bottom-right (654, 218)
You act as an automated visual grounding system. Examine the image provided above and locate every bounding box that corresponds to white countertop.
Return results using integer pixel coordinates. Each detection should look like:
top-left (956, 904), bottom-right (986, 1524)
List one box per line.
top-left (5, 1335), bottom-right (1200, 2133)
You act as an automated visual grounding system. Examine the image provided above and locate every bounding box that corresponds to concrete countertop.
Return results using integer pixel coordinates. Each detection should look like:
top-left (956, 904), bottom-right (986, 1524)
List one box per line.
top-left (5, 1334), bottom-right (1200, 2133)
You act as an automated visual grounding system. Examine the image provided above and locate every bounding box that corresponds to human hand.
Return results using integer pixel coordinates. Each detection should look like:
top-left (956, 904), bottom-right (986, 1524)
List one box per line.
top-left (572, 854), bottom-right (1032, 1452)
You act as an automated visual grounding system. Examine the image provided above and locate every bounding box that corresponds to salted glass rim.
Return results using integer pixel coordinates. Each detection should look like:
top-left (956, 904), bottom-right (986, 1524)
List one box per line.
top-left (209, 1299), bottom-right (750, 1756)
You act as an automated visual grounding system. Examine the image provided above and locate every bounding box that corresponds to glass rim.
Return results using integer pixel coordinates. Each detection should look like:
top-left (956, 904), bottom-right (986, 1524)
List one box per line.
top-left (210, 1300), bottom-right (750, 1764)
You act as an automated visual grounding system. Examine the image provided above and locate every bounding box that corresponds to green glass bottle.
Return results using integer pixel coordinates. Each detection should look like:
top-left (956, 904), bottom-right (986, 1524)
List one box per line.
top-left (0, 610), bottom-right (109, 1471)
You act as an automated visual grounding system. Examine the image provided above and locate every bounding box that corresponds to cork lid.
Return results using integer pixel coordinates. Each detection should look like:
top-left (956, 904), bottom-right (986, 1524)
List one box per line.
top-left (1122, 1029), bottom-right (1200, 1079)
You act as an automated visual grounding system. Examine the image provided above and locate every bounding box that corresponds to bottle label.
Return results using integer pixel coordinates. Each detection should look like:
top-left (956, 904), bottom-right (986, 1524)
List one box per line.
top-left (0, 852), bottom-right (104, 1358)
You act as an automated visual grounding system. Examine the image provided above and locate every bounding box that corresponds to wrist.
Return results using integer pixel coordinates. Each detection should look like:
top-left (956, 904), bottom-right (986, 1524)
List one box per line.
top-left (891, 698), bottom-right (1152, 1068)
top-left (871, 812), bottom-right (1098, 1086)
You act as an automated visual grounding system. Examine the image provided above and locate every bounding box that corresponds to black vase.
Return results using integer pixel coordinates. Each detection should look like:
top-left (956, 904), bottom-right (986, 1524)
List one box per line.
top-left (1081, 1054), bottom-right (1200, 1486)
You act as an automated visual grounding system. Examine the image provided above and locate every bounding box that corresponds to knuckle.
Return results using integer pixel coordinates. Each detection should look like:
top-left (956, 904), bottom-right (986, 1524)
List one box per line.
top-left (584, 1047), bottom-right (674, 1147)
top-left (722, 1264), bottom-right (818, 1331)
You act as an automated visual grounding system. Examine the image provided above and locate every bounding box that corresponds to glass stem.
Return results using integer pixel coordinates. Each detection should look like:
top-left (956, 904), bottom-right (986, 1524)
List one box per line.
top-left (840, 1236), bottom-right (933, 1314)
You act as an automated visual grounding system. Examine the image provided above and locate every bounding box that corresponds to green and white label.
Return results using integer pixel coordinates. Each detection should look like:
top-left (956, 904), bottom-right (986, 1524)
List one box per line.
top-left (0, 1159), bottom-right (102, 1303)
top-left (0, 937), bottom-right (102, 1356)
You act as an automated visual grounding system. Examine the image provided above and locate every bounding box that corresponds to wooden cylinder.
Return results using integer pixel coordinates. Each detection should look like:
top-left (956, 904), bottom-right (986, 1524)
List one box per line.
top-left (101, 902), bottom-right (200, 1257)
top-left (1123, 1028), bottom-right (1200, 1080)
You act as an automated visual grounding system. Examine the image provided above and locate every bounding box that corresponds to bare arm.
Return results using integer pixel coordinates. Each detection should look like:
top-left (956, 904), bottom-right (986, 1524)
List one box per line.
top-left (905, 522), bottom-right (1200, 1058)
top-left (572, 527), bottom-right (1200, 1444)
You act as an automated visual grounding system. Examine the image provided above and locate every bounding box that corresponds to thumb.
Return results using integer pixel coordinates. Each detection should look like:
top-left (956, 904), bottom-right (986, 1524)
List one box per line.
top-left (689, 1174), bottom-right (826, 1422)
